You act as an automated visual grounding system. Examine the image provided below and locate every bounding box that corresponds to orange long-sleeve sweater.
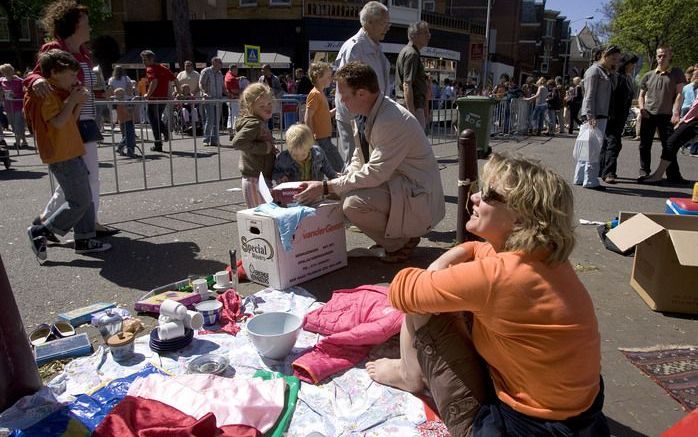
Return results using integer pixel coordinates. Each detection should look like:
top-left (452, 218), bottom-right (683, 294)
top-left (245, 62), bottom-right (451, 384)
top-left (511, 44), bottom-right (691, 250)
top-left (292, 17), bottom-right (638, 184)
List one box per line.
top-left (390, 241), bottom-right (601, 421)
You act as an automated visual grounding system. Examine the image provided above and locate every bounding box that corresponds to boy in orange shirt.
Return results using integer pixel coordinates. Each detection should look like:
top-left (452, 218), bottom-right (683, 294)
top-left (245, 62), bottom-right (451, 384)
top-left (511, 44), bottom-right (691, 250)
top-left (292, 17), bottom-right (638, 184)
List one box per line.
top-left (25, 49), bottom-right (111, 262)
top-left (304, 62), bottom-right (343, 172)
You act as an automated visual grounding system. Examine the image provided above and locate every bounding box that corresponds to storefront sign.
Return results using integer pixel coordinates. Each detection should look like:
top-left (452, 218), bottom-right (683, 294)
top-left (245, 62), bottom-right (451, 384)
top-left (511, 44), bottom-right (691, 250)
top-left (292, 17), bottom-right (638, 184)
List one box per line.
top-left (309, 40), bottom-right (461, 61)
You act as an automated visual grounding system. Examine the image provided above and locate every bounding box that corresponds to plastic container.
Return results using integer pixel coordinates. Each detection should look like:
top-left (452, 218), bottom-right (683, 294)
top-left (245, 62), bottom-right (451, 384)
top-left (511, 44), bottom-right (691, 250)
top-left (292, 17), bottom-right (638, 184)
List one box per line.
top-left (456, 96), bottom-right (497, 158)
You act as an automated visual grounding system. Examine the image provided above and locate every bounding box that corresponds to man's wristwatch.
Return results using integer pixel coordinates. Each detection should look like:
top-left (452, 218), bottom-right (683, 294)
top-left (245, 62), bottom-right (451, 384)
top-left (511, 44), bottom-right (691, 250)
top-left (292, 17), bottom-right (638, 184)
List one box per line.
top-left (323, 179), bottom-right (329, 196)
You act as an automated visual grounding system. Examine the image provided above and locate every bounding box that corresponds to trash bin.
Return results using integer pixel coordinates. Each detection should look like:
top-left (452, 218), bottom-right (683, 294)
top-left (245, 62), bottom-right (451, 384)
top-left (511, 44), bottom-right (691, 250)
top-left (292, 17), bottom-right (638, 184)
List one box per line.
top-left (456, 96), bottom-right (497, 158)
top-left (281, 94), bottom-right (306, 129)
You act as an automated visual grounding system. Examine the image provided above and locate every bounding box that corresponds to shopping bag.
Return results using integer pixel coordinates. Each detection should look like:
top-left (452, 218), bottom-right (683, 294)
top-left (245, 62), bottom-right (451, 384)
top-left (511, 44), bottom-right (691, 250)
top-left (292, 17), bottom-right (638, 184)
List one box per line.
top-left (573, 122), bottom-right (604, 162)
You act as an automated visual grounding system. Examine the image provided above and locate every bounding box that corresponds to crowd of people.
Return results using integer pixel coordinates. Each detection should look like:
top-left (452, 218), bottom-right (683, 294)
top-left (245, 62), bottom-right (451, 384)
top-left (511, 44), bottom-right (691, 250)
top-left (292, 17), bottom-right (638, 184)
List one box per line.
top-left (16, 1), bottom-right (698, 436)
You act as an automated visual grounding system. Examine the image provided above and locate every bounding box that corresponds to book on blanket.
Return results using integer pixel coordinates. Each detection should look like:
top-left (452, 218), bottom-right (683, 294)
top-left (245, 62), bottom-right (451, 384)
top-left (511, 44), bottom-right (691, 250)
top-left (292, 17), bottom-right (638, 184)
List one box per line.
top-left (135, 290), bottom-right (202, 314)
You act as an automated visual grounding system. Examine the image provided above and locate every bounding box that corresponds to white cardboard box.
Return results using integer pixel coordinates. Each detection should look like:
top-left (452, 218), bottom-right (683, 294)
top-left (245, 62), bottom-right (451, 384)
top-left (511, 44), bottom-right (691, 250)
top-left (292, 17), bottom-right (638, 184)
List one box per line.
top-left (237, 202), bottom-right (347, 289)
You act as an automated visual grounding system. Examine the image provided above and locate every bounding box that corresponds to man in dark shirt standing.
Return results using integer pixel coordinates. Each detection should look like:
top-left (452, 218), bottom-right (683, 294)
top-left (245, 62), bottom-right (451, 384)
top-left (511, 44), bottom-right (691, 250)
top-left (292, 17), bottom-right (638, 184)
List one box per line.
top-left (295, 68), bottom-right (313, 95)
top-left (637, 46), bottom-right (686, 183)
top-left (395, 21), bottom-right (430, 130)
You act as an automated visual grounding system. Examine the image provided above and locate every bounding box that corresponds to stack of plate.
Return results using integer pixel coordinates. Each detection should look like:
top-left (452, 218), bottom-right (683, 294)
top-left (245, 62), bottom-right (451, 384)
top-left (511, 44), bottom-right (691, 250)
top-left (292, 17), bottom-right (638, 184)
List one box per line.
top-left (149, 328), bottom-right (194, 353)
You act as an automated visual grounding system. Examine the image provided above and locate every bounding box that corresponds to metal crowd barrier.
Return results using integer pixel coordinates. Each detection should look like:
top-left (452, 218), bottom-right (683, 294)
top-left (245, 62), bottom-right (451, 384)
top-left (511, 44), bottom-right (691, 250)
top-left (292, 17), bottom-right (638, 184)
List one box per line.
top-left (43, 97), bottom-right (306, 196)
top-left (426, 99), bottom-right (459, 145)
top-left (490, 98), bottom-right (530, 137)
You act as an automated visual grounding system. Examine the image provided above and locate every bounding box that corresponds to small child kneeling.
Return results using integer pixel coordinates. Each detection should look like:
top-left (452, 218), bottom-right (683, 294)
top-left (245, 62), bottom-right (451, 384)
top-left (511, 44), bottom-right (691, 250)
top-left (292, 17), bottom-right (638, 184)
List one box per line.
top-left (272, 124), bottom-right (337, 184)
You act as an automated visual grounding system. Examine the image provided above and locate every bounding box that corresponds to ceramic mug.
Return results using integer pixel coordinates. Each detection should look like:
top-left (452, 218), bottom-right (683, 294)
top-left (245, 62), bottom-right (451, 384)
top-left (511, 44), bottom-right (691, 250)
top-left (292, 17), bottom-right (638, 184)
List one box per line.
top-left (192, 278), bottom-right (209, 297)
top-left (158, 320), bottom-right (185, 340)
top-left (214, 271), bottom-right (232, 288)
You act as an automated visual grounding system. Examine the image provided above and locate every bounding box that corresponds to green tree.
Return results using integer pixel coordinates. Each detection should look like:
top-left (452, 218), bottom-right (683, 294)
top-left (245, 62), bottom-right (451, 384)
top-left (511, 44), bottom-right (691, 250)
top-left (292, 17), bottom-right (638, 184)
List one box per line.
top-left (0, 0), bottom-right (110, 70)
top-left (602, 0), bottom-right (698, 69)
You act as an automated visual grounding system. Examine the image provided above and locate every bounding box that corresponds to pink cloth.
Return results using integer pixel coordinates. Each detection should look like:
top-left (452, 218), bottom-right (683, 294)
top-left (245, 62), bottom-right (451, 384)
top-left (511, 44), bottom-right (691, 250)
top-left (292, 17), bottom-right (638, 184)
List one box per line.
top-left (127, 373), bottom-right (285, 433)
top-left (199, 289), bottom-right (243, 336)
top-left (292, 285), bottom-right (404, 384)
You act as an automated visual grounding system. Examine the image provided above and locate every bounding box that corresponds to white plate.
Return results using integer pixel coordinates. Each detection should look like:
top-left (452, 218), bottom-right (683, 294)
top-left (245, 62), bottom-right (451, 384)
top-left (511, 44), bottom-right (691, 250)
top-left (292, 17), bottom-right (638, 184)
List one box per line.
top-left (212, 283), bottom-right (232, 291)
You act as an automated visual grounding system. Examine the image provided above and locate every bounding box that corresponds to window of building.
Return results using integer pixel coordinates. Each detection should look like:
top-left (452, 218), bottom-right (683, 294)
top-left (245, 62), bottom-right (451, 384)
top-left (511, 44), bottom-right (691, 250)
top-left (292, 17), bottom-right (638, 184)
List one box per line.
top-left (19, 18), bottom-right (30, 41)
top-left (423, 0), bottom-right (435, 12)
top-left (521, 0), bottom-right (536, 23)
top-left (240, 0), bottom-right (256, 6)
top-left (545, 20), bottom-right (553, 37)
top-left (269, 0), bottom-right (291, 5)
top-left (0, 17), bottom-right (8, 42)
top-left (392, 0), bottom-right (418, 8)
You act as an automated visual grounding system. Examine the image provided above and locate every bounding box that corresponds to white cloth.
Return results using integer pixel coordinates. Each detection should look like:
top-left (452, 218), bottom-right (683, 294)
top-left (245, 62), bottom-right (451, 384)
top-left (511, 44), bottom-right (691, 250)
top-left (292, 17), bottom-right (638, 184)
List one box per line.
top-left (177, 70), bottom-right (201, 95)
top-left (107, 76), bottom-right (134, 96)
top-left (334, 28), bottom-right (390, 123)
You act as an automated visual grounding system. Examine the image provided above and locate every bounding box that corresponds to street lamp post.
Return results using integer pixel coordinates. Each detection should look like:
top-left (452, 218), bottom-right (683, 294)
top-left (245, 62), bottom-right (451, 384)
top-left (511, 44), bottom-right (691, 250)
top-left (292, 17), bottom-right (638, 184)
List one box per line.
top-left (563, 16), bottom-right (593, 86)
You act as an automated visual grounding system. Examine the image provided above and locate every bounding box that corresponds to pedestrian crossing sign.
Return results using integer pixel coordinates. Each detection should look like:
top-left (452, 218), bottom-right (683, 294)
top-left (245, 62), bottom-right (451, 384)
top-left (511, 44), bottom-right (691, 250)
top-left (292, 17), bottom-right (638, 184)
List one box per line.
top-left (245, 45), bottom-right (261, 67)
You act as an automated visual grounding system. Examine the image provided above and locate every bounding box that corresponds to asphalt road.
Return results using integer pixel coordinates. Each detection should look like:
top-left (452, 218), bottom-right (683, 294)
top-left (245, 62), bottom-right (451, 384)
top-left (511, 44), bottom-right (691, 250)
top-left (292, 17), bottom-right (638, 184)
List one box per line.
top-left (1, 126), bottom-right (696, 436)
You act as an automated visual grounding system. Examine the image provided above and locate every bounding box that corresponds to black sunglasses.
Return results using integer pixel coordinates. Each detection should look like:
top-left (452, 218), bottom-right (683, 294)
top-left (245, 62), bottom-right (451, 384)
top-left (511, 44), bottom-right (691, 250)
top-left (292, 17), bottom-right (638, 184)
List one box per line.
top-left (480, 186), bottom-right (507, 204)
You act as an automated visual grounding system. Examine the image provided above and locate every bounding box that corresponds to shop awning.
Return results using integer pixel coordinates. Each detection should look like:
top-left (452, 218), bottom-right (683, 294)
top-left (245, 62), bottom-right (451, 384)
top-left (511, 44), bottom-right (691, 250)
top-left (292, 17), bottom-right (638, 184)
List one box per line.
top-left (216, 50), bottom-right (292, 68)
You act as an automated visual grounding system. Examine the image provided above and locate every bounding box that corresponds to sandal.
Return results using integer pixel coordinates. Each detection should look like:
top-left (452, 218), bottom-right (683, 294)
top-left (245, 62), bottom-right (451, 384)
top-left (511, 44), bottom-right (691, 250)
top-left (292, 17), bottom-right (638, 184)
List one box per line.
top-left (29, 323), bottom-right (52, 346)
top-left (381, 246), bottom-right (412, 264)
top-left (51, 320), bottom-right (76, 338)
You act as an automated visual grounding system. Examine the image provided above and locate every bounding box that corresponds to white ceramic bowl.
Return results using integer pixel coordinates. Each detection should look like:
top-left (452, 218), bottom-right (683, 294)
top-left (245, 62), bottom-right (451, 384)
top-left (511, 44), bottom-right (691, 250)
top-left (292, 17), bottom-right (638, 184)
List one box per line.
top-left (246, 312), bottom-right (302, 360)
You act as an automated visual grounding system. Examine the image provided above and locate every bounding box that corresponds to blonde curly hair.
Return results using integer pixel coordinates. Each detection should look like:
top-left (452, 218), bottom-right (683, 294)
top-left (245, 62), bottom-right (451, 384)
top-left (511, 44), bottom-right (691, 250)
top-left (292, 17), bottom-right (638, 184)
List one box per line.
top-left (308, 62), bottom-right (331, 85)
top-left (481, 153), bottom-right (576, 264)
top-left (239, 83), bottom-right (273, 118)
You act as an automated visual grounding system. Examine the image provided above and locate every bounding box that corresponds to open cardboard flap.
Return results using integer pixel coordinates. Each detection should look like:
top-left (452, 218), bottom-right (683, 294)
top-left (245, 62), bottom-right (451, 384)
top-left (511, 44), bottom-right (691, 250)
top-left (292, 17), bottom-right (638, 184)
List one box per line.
top-left (607, 214), bottom-right (665, 252)
top-left (667, 230), bottom-right (698, 267)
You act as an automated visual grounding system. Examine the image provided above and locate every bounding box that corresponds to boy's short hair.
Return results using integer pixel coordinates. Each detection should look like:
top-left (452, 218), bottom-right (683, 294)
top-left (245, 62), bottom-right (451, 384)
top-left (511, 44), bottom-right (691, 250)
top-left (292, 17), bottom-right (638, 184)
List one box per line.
top-left (38, 49), bottom-right (79, 78)
top-left (285, 124), bottom-right (314, 152)
top-left (308, 62), bottom-right (331, 85)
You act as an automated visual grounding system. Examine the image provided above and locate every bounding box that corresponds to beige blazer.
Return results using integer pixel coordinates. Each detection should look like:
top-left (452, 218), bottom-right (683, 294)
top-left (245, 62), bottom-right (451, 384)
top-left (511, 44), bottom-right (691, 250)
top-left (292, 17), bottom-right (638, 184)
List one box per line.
top-left (334, 94), bottom-right (445, 239)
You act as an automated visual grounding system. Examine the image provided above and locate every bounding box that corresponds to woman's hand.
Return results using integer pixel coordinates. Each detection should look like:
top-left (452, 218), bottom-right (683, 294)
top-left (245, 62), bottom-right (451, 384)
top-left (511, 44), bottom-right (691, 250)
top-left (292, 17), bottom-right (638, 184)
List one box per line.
top-left (32, 78), bottom-right (52, 98)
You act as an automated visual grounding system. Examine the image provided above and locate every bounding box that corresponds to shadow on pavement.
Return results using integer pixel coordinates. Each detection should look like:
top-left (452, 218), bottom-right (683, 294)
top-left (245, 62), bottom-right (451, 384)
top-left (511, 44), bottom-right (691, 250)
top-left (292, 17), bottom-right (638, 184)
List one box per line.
top-left (0, 169), bottom-right (47, 180)
top-left (301, 246), bottom-right (446, 303)
top-left (43, 236), bottom-right (228, 292)
top-left (601, 185), bottom-right (689, 199)
top-left (607, 417), bottom-right (650, 437)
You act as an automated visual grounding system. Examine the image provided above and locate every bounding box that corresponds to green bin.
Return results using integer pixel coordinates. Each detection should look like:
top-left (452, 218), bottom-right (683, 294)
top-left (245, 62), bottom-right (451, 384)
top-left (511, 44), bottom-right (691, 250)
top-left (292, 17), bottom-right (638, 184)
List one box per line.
top-left (456, 96), bottom-right (497, 158)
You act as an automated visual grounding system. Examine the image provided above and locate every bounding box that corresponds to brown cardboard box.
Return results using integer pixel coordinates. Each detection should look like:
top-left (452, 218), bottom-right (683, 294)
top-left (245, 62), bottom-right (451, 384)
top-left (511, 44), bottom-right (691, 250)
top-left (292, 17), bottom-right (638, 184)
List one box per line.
top-left (607, 213), bottom-right (698, 314)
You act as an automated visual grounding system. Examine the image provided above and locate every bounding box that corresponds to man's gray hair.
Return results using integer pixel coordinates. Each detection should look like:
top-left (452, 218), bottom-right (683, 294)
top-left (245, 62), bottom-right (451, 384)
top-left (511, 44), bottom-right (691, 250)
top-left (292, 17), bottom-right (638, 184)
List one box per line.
top-left (407, 21), bottom-right (429, 41)
top-left (140, 50), bottom-right (155, 59)
top-left (360, 1), bottom-right (389, 27)
top-left (211, 56), bottom-right (222, 64)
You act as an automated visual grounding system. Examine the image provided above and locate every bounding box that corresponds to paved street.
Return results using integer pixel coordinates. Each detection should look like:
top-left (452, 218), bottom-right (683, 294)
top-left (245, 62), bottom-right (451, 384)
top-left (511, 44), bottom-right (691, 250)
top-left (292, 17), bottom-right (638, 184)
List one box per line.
top-left (1, 128), bottom-right (696, 436)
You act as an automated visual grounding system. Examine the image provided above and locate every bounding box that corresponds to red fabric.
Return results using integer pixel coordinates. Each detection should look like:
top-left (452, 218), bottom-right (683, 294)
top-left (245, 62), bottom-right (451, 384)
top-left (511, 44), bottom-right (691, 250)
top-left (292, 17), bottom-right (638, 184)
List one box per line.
top-left (224, 71), bottom-right (240, 97)
top-left (24, 40), bottom-right (92, 90)
top-left (146, 64), bottom-right (176, 99)
top-left (292, 285), bottom-right (404, 384)
top-left (226, 259), bottom-right (247, 282)
top-left (199, 289), bottom-right (243, 336)
top-left (661, 409), bottom-right (698, 437)
top-left (93, 396), bottom-right (260, 437)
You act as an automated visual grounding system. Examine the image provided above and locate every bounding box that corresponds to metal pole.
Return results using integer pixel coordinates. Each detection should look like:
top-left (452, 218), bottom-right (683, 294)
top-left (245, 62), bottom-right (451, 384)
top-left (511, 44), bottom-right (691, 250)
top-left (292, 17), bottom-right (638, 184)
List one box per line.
top-left (481, 0), bottom-right (492, 92)
top-left (456, 129), bottom-right (479, 243)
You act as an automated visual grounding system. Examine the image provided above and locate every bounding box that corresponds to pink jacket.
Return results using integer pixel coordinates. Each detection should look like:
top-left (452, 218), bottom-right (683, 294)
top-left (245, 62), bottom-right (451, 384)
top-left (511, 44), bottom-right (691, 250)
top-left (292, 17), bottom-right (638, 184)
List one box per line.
top-left (292, 285), bottom-right (404, 384)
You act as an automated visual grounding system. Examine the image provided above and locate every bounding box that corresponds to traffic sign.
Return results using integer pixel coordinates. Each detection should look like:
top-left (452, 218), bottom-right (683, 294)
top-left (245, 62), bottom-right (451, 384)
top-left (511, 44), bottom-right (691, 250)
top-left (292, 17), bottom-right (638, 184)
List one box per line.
top-left (244, 45), bottom-right (261, 67)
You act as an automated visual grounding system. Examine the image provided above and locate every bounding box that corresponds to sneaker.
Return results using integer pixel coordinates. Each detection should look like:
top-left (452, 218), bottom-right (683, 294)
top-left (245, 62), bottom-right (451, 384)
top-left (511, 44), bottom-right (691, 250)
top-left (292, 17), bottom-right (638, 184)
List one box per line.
top-left (75, 239), bottom-right (112, 254)
top-left (150, 144), bottom-right (163, 152)
top-left (116, 145), bottom-right (125, 155)
top-left (602, 175), bottom-right (617, 184)
top-left (31, 216), bottom-right (60, 243)
top-left (27, 226), bottom-right (47, 262)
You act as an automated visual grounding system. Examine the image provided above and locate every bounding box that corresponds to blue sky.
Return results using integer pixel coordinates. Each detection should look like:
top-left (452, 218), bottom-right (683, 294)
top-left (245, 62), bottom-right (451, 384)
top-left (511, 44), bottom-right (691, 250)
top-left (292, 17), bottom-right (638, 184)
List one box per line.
top-left (544, 0), bottom-right (607, 33)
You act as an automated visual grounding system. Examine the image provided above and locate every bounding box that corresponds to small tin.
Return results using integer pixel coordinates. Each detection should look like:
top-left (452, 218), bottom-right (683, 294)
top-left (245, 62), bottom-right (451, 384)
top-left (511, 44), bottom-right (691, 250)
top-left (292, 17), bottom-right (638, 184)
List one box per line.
top-left (107, 332), bottom-right (135, 362)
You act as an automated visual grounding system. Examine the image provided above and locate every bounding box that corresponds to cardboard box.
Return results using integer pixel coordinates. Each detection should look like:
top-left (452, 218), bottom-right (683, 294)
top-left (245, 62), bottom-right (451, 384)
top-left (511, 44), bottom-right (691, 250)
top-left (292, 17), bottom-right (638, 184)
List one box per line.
top-left (237, 202), bottom-right (347, 289)
top-left (607, 213), bottom-right (698, 314)
top-left (272, 181), bottom-right (305, 206)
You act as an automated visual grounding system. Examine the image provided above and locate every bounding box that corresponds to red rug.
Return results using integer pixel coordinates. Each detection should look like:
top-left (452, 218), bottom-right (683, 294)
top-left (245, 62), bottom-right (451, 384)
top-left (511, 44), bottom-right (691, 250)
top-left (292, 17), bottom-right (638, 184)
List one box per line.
top-left (620, 345), bottom-right (698, 411)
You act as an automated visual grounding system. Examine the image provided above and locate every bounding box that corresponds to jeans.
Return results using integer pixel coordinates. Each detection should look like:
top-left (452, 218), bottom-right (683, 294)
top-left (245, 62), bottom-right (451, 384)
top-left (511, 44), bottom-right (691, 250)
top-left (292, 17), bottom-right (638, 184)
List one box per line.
top-left (316, 137), bottom-right (344, 173)
top-left (44, 157), bottom-right (95, 240)
top-left (122, 120), bottom-right (136, 153)
top-left (639, 113), bottom-right (681, 178)
top-left (203, 102), bottom-right (221, 144)
top-left (146, 102), bottom-right (168, 145)
top-left (531, 104), bottom-right (547, 132)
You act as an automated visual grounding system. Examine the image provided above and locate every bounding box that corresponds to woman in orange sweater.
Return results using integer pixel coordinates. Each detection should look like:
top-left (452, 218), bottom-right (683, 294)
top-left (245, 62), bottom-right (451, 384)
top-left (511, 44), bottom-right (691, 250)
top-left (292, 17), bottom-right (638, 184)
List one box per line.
top-left (367, 153), bottom-right (609, 436)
